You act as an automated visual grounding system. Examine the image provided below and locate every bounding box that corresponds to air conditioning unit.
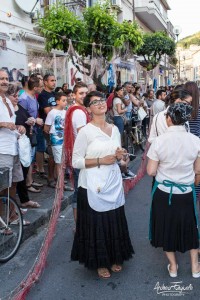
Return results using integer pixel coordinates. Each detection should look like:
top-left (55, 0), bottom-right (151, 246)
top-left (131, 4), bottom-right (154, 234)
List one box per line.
top-left (111, 0), bottom-right (122, 10)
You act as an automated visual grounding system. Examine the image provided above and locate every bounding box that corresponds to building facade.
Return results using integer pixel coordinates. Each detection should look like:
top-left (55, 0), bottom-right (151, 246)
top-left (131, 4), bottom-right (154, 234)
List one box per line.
top-left (0, 0), bottom-right (175, 88)
top-left (176, 45), bottom-right (200, 85)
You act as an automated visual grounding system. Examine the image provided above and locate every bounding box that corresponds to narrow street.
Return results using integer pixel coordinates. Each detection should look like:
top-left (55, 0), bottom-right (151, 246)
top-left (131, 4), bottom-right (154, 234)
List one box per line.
top-left (1, 171), bottom-right (200, 299)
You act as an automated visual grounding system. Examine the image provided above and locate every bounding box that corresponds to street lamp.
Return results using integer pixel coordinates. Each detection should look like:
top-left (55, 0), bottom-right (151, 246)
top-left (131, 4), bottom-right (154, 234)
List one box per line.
top-left (173, 26), bottom-right (182, 83)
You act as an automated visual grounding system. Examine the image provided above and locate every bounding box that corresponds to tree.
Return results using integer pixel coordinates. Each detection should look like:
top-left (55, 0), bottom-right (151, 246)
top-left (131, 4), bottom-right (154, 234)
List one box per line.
top-left (114, 20), bottom-right (143, 57)
top-left (37, 4), bottom-right (86, 54)
top-left (37, 3), bottom-right (143, 85)
top-left (137, 31), bottom-right (176, 71)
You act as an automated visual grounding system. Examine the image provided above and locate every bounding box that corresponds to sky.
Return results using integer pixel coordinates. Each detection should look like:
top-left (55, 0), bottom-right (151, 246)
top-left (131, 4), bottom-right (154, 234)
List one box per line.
top-left (167, 0), bottom-right (200, 40)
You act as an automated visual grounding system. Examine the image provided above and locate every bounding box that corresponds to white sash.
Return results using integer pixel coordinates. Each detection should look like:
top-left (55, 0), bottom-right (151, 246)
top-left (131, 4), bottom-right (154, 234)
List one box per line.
top-left (86, 163), bottom-right (125, 212)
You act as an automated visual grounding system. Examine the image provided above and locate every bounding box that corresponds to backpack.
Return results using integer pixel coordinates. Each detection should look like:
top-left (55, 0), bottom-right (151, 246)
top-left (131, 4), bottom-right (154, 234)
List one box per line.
top-left (106, 93), bottom-right (114, 124)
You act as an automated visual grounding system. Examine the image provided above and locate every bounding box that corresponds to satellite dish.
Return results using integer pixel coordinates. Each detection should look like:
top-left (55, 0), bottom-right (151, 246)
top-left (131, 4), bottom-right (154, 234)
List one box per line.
top-left (15, 0), bottom-right (38, 13)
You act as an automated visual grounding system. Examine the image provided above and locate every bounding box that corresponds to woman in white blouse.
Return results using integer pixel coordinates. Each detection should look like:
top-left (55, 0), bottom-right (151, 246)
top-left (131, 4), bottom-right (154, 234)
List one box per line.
top-left (112, 86), bottom-right (127, 135)
top-left (71, 91), bottom-right (134, 279)
top-left (148, 89), bottom-right (192, 144)
top-left (147, 103), bottom-right (200, 278)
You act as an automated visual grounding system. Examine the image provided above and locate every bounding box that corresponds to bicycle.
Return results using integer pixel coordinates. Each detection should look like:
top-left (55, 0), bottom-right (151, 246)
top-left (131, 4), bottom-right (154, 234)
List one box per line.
top-left (124, 114), bottom-right (146, 157)
top-left (0, 168), bottom-right (23, 262)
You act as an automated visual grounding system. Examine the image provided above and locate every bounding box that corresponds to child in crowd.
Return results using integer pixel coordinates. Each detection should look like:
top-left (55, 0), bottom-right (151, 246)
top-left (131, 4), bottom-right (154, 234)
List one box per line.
top-left (44, 92), bottom-right (67, 179)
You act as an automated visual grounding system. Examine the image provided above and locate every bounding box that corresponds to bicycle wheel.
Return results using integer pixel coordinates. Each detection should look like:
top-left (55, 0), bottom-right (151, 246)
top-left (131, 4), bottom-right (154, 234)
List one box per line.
top-left (125, 133), bottom-right (135, 158)
top-left (0, 196), bottom-right (23, 262)
top-left (138, 129), bottom-right (146, 151)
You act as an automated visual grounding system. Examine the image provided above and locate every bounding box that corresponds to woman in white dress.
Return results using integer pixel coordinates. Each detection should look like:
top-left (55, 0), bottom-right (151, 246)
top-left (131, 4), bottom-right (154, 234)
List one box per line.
top-left (71, 91), bottom-right (134, 279)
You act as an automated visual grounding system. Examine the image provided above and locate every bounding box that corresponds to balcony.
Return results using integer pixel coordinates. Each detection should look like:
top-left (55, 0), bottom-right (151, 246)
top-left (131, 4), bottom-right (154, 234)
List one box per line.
top-left (134, 0), bottom-right (170, 32)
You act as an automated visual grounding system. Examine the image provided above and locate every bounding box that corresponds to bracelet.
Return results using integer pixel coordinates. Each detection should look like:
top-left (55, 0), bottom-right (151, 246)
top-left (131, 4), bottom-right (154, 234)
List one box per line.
top-left (97, 157), bottom-right (100, 168)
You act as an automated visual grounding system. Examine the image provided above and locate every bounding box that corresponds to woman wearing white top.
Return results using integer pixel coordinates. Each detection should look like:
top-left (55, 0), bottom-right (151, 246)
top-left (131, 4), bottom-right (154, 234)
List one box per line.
top-left (71, 91), bottom-right (134, 279)
top-left (148, 89), bottom-right (192, 144)
top-left (147, 103), bottom-right (200, 278)
top-left (112, 86), bottom-right (127, 135)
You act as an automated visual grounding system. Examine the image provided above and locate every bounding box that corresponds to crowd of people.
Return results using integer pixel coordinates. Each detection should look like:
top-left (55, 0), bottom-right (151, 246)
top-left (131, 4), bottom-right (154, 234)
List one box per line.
top-left (0, 67), bottom-right (200, 279)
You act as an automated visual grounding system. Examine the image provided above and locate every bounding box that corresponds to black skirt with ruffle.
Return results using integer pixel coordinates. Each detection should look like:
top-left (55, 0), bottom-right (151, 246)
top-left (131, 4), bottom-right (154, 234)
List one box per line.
top-left (150, 188), bottom-right (199, 253)
top-left (71, 187), bottom-right (134, 269)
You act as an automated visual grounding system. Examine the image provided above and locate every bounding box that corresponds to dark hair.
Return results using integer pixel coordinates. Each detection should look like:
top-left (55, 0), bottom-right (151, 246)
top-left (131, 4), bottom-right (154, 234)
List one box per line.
top-left (55, 87), bottom-right (63, 93)
top-left (21, 75), bottom-right (29, 88)
top-left (174, 84), bottom-right (184, 90)
top-left (62, 83), bottom-right (68, 88)
top-left (147, 89), bottom-right (154, 96)
top-left (114, 86), bottom-right (123, 97)
top-left (168, 89), bottom-right (192, 105)
top-left (6, 83), bottom-right (21, 96)
top-left (43, 73), bottom-right (54, 82)
top-left (123, 82), bottom-right (131, 87)
top-left (184, 81), bottom-right (199, 119)
top-left (83, 91), bottom-right (103, 107)
top-left (65, 89), bottom-right (73, 96)
top-left (134, 85), bottom-right (141, 95)
top-left (27, 77), bottom-right (41, 90)
top-left (142, 92), bottom-right (148, 98)
top-left (73, 82), bottom-right (88, 94)
top-left (55, 92), bottom-right (67, 102)
top-left (156, 89), bottom-right (165, 99)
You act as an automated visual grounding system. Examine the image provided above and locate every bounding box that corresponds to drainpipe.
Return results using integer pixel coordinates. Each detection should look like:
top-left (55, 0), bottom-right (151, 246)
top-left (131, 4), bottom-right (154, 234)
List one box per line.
top-left (132, 0), bottom-right (135, 21)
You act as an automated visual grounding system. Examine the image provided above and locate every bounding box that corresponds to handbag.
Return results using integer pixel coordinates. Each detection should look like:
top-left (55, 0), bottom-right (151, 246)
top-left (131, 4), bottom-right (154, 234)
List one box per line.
top-left (106, 109), bottom-right (114, 124)
top-left (138, 107), bottom-right (147, 121)
top-left (18, 134), bottom-right (32, 167)
top-left (30, 132), bottom-right (37, 147)
top-left (29, 126), bottom-right (37, 147)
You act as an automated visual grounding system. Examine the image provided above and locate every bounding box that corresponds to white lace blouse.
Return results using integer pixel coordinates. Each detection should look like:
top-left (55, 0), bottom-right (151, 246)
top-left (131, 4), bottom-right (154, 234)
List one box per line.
top-left (72, 123), bottom-right (125, 211)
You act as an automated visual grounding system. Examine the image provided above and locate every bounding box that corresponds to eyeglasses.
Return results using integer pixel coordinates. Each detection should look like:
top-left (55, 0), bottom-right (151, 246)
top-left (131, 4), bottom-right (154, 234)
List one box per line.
top-left (10, 94), bottom-right (18, 98)
top-left (89, 98), bottom-right (106, 107)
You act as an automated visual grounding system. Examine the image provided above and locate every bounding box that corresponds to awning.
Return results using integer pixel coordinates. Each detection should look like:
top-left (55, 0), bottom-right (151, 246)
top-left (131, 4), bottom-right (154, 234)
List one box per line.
top-left (115, 62), bottom-right (135, 70)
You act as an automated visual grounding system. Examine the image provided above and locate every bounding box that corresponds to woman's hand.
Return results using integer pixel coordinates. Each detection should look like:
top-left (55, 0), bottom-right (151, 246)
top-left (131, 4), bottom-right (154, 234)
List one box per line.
top-left (25, 117), bottom-right (35, 126)
top-left (5, 122), bottom-right (16, 130)
top-left (36, 117), bottom-right (44, 126)
top-left (17, 125), bottom-right (26, 135)
top-left (115, 147), bottom-right (126, 160)
top-left (99, 155), bottom-right (117, 165)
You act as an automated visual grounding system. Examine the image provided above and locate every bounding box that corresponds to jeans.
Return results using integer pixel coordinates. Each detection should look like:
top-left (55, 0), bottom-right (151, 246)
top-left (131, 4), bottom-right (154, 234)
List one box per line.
top-left (113, 116), bottom-right (124, 135)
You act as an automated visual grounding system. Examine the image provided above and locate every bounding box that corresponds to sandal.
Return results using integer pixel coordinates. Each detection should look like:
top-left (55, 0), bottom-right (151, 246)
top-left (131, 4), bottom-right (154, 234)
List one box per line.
top-left (27, 185), bottom-right (41, 193)
top-left (47, 181), bottom-right (56, 188)
top-left (97, 268), bottom-right (111, 279)
top-left (21, 201), bottom-right (41, 208)
top-left (10, 219), bottom-right (30, 226)
top-left (31, 181), bottom-right (43, 188)
top-left (0, 227), bottom-right (13, 235)
top-left (37, 171), bottom-right (48, 179)
top-left (64, 185), bottom-right (74, 191)
top-left (111, 264), bottom-right (122, 272)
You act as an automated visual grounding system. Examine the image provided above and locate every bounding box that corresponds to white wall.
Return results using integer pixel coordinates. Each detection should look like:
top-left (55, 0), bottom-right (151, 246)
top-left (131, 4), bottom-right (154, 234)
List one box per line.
top-left (0, 0), bottom-right (41, 78)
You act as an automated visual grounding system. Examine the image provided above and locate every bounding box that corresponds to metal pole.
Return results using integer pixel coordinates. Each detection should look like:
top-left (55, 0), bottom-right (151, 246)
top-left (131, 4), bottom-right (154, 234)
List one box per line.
top-left (132, 0), bottom-right (135, 21)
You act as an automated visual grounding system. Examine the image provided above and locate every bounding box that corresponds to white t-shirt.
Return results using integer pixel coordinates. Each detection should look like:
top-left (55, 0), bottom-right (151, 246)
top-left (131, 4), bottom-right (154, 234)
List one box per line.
top-left (0, 96), bottom-right (18, 155)
top-left (72, 123), bottom-right (124, 211)
top-left (148, 109), bottom-right (168, 143)
top-left (152, 99), bottom-right (165, 116)
top-left (45, 108), bottom-right (66, 146)
top-left (113, 97), bottom-right (125, 116)
top-left (125, 94), bottom-right (132, 113)
top-left (147, 126), bottom-right (200, 194)
top-left (72, 109), bottom-right (87, 139)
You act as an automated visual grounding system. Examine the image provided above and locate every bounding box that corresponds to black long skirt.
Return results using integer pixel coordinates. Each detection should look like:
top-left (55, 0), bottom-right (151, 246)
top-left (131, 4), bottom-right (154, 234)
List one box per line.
top-left (150, 188), bottom-right (199, 253)
top-left (71, 187), bottom-right (134, 269)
